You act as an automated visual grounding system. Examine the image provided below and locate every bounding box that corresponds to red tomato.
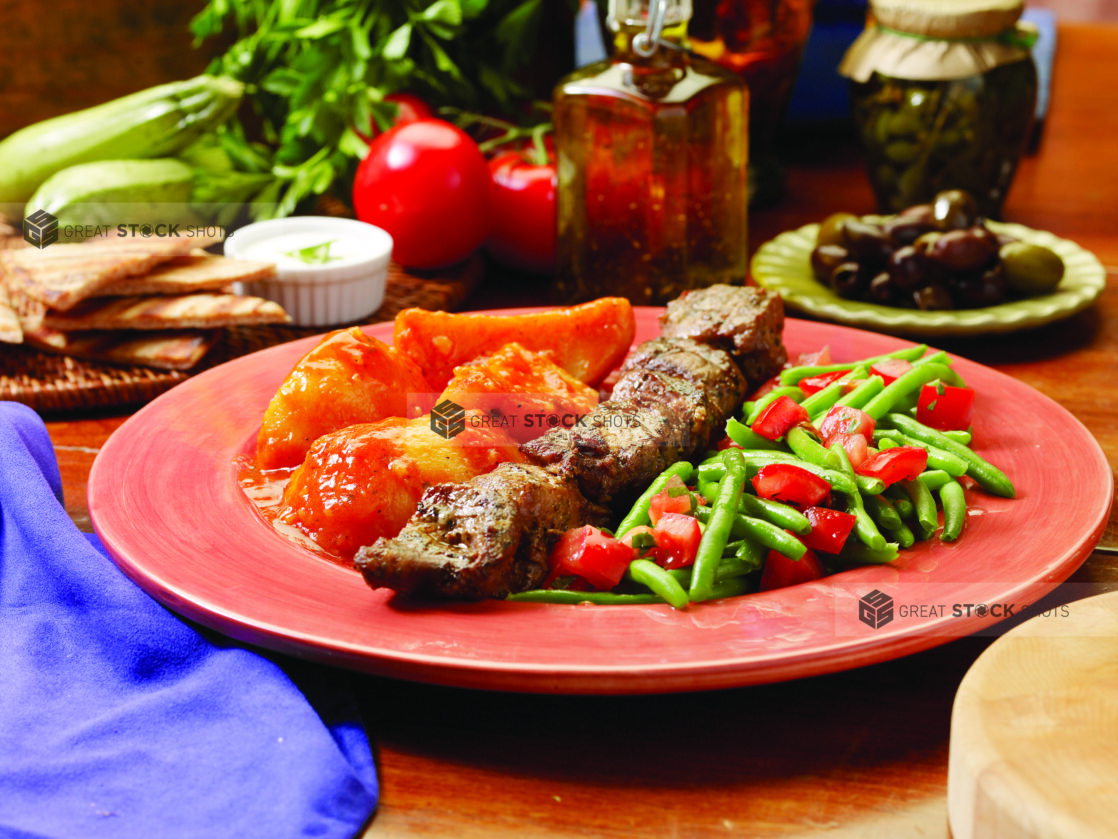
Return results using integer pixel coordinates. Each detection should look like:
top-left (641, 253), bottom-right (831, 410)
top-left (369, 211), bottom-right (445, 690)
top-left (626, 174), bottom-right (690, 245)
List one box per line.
top-left (916, 382), bottom-right (975, 430)
top-left (486, 149), bottom-right (557, 274)
top-left (758, 547), bottom-right (826, 591)
top-left (869, 358), bottom-right (913, 384)
top-left (794, 346), bottom-right (832, 367)
top-left (360, 92), bottom-right (435, 141)
top-left (856, 446), bottom-right (928, 486)
top-left (751, 395), bottom-right (810, 441)
top-left (747, 375), bottom-right (781, 401)
top-left (648, 475), bottom-right (694, 524)
top-left (751, 463), bottom-right (831, 507)
top-left (800, 506), bottom-right (857, 553)
top-left (818, 405), bottom-right (875, 446)
top-left (548, 525), bottom-right (634, 590)
top-left (832, 431), bottom-right (871, 469)
top-left (797, 368), bottom-right (851, 396)
top-left (353, 119), bottom-right (492, 269)
top-left (619, 525), bottom-right (665, 564)
top-left (652, 512), bottom-right (702, 569)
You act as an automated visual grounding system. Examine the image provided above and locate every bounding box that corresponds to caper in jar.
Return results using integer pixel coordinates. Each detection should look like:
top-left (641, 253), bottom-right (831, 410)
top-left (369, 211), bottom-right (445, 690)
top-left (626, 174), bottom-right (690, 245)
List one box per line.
top-left (999, 242), bottom-right (1065, 295)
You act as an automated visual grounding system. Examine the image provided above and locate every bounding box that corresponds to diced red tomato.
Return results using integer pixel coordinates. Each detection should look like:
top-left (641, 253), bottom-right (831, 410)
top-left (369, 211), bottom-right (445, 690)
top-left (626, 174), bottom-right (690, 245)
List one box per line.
top-left (916, 382), bottom-right (975, 431)
top-left (818, 405), bottom-right (875, 446)
top-left (793, 346), bottom-right (832, 367)
top-left (747, 375), bottom-right (781, 401)
top-left (752, 395), bottom-right (810, 441)
top-left (716, 436), bottom-right (742, 451)
top-left (800, 507), bottom-right (857, 553)
top-left (797, 368), bottom-right (852, 396)
top-left (758, 547), bottom-right (826, 591)
top-left (619, 525), bottom-right (664, 562)
top-left (548, 525), bottom-right (634, 590)
top-left (856, 446), bottom-right (928, 486)
top-left (648, 475), bottom-right (696, 524)
top-left (652, 512), bottom-right (702, 569)
top-left (869, 358), bottom-right (913, 384)
top-left (751, 463), bottom-right (831, 507)
top-left (832, 431), bottom-right (871, 468)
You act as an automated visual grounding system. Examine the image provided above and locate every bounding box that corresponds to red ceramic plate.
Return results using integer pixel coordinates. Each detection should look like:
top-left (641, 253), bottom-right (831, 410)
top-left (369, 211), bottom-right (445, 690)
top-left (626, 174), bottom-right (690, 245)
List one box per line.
top-left (88, 310), bottom-right (1112, 694)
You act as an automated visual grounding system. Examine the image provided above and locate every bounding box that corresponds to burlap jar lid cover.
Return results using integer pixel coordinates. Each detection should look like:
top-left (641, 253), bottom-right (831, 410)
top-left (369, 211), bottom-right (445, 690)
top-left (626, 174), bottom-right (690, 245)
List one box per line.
top-left (839, 0), bottom-right (1038, 83)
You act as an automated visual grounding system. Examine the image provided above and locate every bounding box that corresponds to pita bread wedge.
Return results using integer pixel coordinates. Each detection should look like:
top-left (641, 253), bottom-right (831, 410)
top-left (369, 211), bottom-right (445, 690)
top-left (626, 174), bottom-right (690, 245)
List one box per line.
top-left (0, 283), bottom-right (22, 343)
top-left (0, 234), bottom-right (223, 311)
top-left (95, 253), bottom-right (277, 297)
top-left (41, 292), bottom-right (290, 331)
top-left (22, 324), bottom-right (221, 371)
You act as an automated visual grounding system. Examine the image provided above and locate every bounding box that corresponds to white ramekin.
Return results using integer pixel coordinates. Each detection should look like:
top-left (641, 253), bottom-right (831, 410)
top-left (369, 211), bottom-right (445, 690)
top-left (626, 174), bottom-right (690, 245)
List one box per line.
top-left (224, 216), bottom-right (393, 327)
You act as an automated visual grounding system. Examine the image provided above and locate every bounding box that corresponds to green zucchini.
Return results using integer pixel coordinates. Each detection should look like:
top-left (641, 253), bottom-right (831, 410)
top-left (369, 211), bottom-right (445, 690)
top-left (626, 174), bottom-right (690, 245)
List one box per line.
top-left (0, 75), bottom-right (244, 205)
top-left (27, 159), bottom-right (198, 231)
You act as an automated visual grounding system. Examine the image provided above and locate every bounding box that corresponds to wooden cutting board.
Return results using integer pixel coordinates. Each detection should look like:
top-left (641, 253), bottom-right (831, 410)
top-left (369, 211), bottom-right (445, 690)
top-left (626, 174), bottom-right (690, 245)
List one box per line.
top-left (948, 591), bottom-right (1118, 838)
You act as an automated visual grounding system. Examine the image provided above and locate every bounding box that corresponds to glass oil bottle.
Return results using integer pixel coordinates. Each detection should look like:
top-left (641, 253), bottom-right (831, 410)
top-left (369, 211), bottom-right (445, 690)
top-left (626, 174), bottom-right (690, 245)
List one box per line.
top-left (552, 0), bottom-right (749, 306)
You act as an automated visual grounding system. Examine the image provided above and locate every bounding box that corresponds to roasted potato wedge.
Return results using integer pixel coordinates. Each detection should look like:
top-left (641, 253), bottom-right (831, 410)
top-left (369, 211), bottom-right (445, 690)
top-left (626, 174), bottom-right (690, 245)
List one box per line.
top-left (277, 413), bottom-right (523, 558)
top-left (392, 297), bottom-right (635, 389)
top-left (256, 326), bottom-right (433, 470)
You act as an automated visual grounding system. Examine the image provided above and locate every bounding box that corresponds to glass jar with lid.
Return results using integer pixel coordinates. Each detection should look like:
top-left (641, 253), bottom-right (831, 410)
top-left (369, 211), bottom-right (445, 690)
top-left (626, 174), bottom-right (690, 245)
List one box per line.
top-left (840, 0), bottom-right (1038, 219)
top-left (552, 0), bottom-right (749, 305)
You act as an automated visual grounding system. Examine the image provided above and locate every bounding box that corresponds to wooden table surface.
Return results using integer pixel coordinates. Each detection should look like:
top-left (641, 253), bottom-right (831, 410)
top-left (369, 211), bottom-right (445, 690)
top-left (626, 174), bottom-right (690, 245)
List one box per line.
top-left (39, 21), bottom-right (1118, 839)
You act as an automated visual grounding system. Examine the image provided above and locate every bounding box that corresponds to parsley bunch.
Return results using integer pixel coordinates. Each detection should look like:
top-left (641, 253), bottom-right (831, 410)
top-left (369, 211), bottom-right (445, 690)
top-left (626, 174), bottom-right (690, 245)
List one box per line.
top-left (190, 0), bottom-right (562, 219)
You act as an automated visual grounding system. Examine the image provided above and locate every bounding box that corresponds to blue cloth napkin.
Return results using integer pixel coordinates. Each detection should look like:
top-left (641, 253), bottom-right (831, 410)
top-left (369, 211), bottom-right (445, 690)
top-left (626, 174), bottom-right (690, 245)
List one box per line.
top-left (0, 401), bottom-right (378, 839)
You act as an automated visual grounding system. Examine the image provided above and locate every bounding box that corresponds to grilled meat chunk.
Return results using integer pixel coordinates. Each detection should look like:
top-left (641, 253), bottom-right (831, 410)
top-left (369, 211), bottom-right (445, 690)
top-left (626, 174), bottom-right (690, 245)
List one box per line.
top-left (614, 338), bottom-right (748, 448)
top-left (518, 396), bottom-right (690, 509)
top-left (659, 284), bottom-right (787, 383)
top-left (354, 463), bottom-right (608, 600)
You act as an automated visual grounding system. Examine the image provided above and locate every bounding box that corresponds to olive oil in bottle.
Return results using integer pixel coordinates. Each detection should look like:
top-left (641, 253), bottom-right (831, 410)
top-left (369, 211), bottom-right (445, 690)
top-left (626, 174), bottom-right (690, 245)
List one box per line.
top-left (552, 0), bottom-right (749, 305)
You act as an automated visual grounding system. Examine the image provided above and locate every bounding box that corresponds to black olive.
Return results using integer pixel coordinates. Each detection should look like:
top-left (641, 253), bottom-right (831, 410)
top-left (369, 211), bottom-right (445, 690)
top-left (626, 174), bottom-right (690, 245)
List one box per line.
top-left (810, 244), bottom-right (851, 283)
top-left (842, 219), bottom-right (894, 266)
top-left (829, 262), bottom-right (870, 299)
top-left (952, 265), bottom-right (1008, 308)
top-left (912, 282), bottom-right (954, 311)
top-left (932, 189), bottom-right (980, 230)
top-left (885, 208), bottom-right (938, 246)
top-left (886, 245), bottom-right (931, 291)
top-left (868, 272), bottom-right (896, 304)
top-left (927, 227), bottom-right (999, 272)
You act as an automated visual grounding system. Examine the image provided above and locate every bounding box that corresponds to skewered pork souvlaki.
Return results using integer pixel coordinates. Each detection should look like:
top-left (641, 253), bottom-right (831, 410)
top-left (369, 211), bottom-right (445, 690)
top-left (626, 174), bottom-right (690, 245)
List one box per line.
top-left (355, 285), bottom-right (787, 601)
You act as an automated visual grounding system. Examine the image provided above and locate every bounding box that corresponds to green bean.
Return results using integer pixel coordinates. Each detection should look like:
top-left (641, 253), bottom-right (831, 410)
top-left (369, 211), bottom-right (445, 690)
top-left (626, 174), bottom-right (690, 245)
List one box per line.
top-left (698, 454), bottom-right (859, 496)
top-left (614, 461), bottom-right (695, 537)
top-left (708, 577), bottom-right (753, 600)
top-left (828, 442), bottom-right (887, 550)
top-left (778, 344), bottom-right (928, 385)
top-left (785, 425), bottom-right (832, 468)
top-left (507, 589), bottom-right (665, 605)
top-left (733, 537), bottom-right (765, 569)
top-left (696, 479), bottom-right (720, 505)
top-left (882, 413), bottom-right (1015, 498)
top-left (883, 485), bottom-right (915, 520)
top-left (882, 520), bottom-right (916, 548)
top-left (938, 478), bottom-right (967, 542)
top-left (837, 541), bottom-right (901, 565)
top-left (744, 387), bottom-right (806, 425)
top-left (733, 515), bottom-right (807, 559)
top-left (916, 469), bottom-right (953, 491)
top-left (863, 492), bottom-right (903, 532)
top-left (628, 558), bottom-right (691, 608)
top-left (739, 493), bottom-right (811, 534)
top-left (941, 429), bottom-right (972, 446)
top-left (718, 552), bottom-right (764, 578)
top-left (875, 432), bottom-right (968, 477)
top-left (799, 378), bottom-right (850, 418)
top-left (690, 449), bottom-right (746, 602)
top-left (834, 374), bottom-right (885, 410)
top-left (725, 417), bottom-right (785, 451)
top-left (899, 477), bottom-right (938, 540)
top-left (860, 362), bottom-right (965, 421)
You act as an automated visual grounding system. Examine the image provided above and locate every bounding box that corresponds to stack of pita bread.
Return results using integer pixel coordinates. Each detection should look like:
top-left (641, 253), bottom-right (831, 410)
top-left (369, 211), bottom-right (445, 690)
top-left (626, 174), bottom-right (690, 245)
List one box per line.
top-left (0, 231), bottom-right (289, 370)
